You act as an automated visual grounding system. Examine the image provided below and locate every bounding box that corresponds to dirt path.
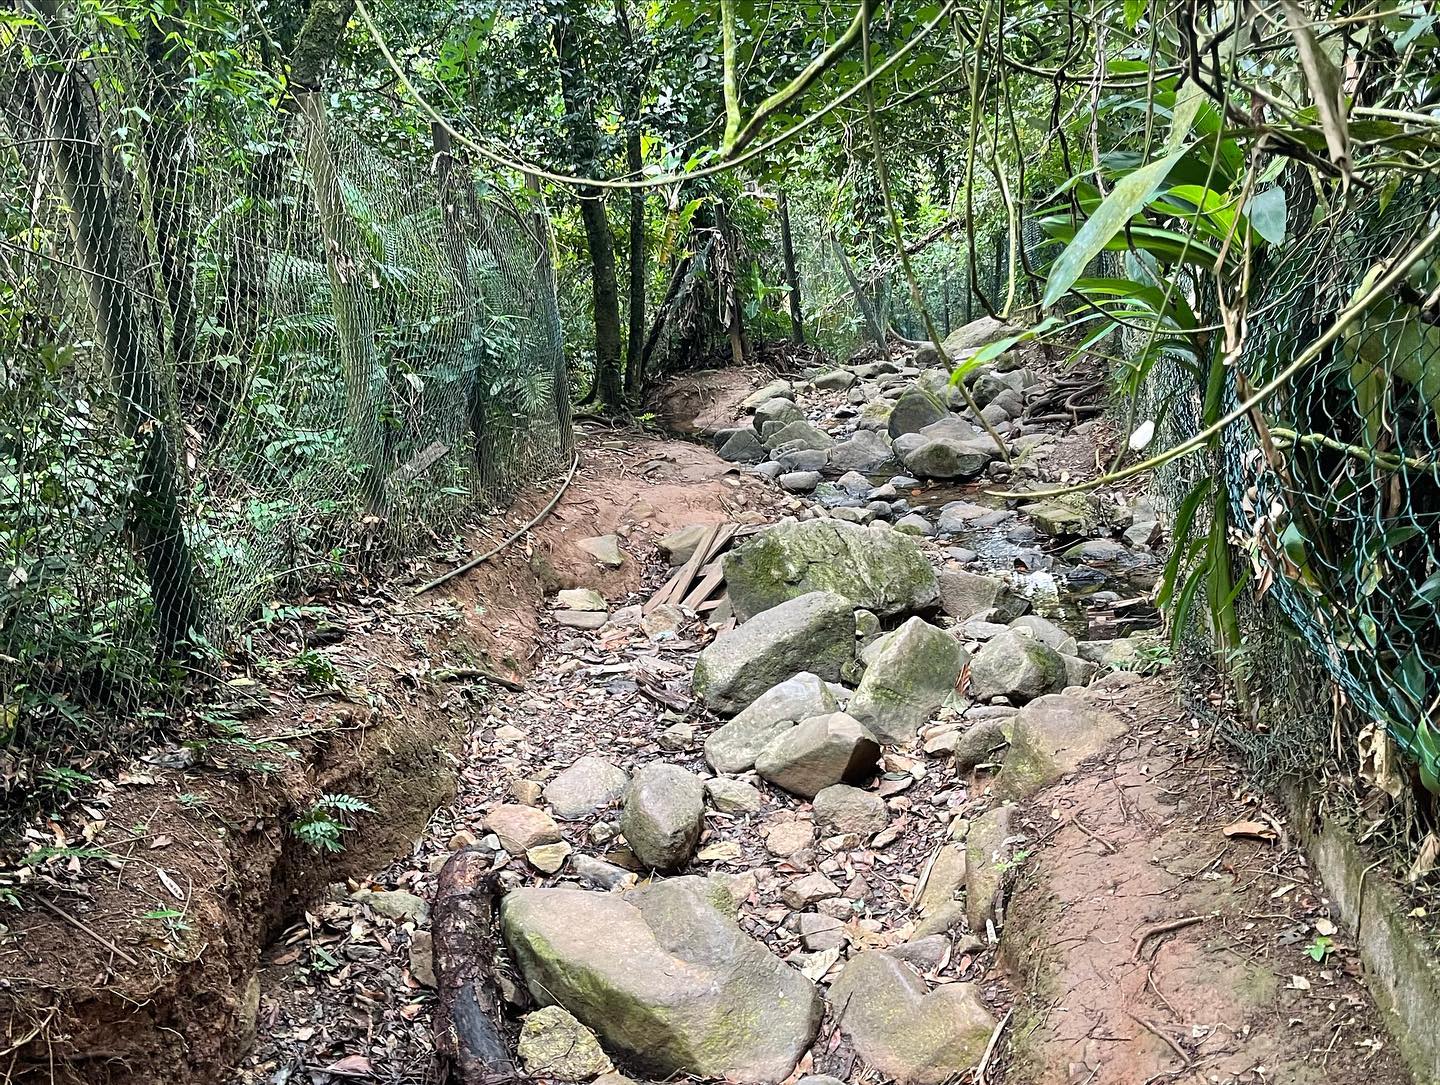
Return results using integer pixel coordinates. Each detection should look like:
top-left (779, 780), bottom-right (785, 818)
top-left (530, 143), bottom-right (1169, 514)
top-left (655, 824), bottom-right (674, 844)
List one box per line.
top-left (231, 351), bottom-right (1413, 1085)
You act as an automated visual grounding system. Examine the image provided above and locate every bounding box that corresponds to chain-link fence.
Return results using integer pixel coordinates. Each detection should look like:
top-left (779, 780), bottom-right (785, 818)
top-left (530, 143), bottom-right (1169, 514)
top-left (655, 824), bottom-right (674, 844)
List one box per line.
top-left (1, 9), bottom-right (571, 821)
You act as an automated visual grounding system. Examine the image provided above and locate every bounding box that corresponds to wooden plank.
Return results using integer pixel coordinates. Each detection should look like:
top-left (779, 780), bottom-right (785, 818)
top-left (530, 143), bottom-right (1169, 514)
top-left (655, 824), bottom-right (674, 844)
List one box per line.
top-left (646, 523), bottom-right (720, 614)
top-left (699, 522), bottom-right (739, 564)
top-left (680, 563), bottom-right (725, 611)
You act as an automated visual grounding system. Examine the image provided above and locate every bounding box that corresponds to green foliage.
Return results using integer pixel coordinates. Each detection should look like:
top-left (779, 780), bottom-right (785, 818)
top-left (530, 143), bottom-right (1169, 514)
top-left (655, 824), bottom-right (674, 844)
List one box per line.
top-left (292, 793), bottom-right (376, 854)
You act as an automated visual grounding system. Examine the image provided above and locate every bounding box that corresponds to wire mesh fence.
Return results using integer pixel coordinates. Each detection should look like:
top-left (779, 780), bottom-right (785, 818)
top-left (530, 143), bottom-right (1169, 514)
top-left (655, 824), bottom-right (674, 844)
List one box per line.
top-left (0, 9), bottom-right (571, 819)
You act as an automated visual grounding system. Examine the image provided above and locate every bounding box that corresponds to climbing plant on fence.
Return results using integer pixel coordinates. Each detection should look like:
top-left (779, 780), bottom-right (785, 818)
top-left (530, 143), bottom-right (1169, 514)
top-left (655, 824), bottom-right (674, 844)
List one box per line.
top-left (0, 1), bottom-right (571, 820)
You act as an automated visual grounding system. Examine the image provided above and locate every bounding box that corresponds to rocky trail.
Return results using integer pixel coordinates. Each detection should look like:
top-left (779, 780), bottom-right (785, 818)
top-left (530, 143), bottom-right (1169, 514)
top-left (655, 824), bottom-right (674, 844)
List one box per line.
top-left (236, 322), bottom-right (1413, 1085)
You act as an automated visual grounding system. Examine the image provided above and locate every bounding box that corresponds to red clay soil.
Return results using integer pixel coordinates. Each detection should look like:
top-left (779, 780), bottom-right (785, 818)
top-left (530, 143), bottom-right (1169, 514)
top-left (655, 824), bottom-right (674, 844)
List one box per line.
top-left (0, 432), bottom-right (766, 1085)
top-left (999, 672), bottom-right (1411, 1085)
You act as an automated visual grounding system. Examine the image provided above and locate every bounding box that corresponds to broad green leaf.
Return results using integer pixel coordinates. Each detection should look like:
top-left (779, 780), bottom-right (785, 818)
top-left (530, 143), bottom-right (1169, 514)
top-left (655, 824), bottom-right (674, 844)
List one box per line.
top-left (1123, 0), bottom-right (1146, 29)
top-left (1165, 81), bottom-right (1205, 152)
top-left (1245, 187), bottom-right (1287, 245)
top-left (1043, 151), bottom-right (1186, 307)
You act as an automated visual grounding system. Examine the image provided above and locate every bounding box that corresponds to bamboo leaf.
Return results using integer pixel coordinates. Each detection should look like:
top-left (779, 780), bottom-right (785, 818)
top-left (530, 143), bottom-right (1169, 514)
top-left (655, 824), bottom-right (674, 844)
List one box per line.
top-left (1042, 151), bottom-right (1186, 307)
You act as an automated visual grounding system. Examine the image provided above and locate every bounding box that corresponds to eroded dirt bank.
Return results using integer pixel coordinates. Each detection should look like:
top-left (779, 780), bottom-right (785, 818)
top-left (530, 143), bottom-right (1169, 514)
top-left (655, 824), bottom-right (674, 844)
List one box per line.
top-left (0, 436), bottom-right (757, 1085)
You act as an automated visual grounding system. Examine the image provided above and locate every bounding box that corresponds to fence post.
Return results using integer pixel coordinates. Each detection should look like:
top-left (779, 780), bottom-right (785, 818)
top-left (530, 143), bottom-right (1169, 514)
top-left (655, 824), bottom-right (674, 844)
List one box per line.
top-left (23, 3), bottom-right (203, 657)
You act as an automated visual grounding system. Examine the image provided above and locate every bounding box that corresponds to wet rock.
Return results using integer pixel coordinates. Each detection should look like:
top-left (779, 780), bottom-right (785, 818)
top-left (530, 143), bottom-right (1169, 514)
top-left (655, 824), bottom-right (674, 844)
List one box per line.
top-left (503, 879), bottom-right (822, 1083)
top-left (705, 777), bottom-right (765, 814)
top-left (901, 438), bottom-right (993, 481)
top-left (829, 429), bottom-right (896, 473)
top-left (888, 386), bottom-right (949, 437)
top-left (829, 951), bottom-right (996, 1085)
top-left (782, 872), bottom-right (841, 908)
top-left (998, 693), bottom-right (1126, 800)
top-left (621, 762), bottom-right (705, 871)
top-left (779, 471), bottom-right (823, 493)
top-left (1008, 614), bottom-right (1077, 655)
top-left (968, 629), bottom-right (1067, 704)
top-left (849, 618), bottom-right (967, 745)
top-left (704, 672), bottom-right (840, 772)
top-left (1020, 497), bottom-right (1092, 537)
top-left (693, 592), bottom-right (856, 715)
top-left (1061, 538), bottom-right (1162, 589)
top-left (557, 588), bottom-right (607, 611)
top-left (487, 804), bottom-right (563, 854)
top-left (723, 520), bottom-right (939, 622)
top-left (965, 805), bottom-right (1017, 930)
top-left (660, 524), bottom-right (711, 565)
top-left (519, 1005), bottom-right (614, 1080)
top-left (764, 419), bottom-right (835, 452)
top-left (720, 429), bottom-right (768, 464)
top-left (812, 783), bottom-right (889, 835)
top-left (754, 397), bottom-right (806, 431)
top-left (755, 712), bottom-right (881, 798)
top-left (837, 470), bottom-right (872, 496)
top-left (935, 502), bottom-right (988, 534)
top-left (938, 569), bottom-right (1030, 622)
top-left (545, 756), bottom-right (630, 820)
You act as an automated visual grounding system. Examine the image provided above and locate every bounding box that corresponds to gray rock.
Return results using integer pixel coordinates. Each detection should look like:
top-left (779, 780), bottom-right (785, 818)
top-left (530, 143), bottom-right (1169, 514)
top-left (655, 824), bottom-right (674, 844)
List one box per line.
top-left (704, 672), bottom-right (839, 772)
top-left (755, 712), bottom-right (881, 798)
top-left (893, 513), bottom-right (935, 536)
top-left (782, 872), bottom-right (842, 909)
top-left (571, 853), bottom-right (638, 891)
top-left (813, 783), bottom-right (889, 835)
top-left (829, 951), bottom-right (996, 1085)
top-left (887, 934), bottom-right (952, 973)
top-left (502, 879), bottom-right (822, 1083)
top-left (971, 369), bottom-right (1026, 408)
top-left (557, 587), bottom-right (608, 611)
top-left (764, 419), bottom-right (835, 452)
top-left (357, 888), bottom-right (429, 924)
top-left (1062, 653), bottom-right (1099, 687)
top-left (754, 397), bottom-right (806, 431)
top-left (837, 470), bottom-right (872, 496)
top-left (856, 399), bottom-right (895, 432)
top-left (705, 777), bottom-right (765, 814)
top-left (723, 520), bottom-right (939, 622)
top-left (1061, 538), bottom-right (1162, 590)
top-left (829, 506), bottom-right (876, 525)
top-left (753, 461), bottom-right (784, 479)
top-left (578, 535), bottom-right (624, 567)
top-left (812, 369), bottom-right (857, 391)
top-left (913, 316), bottom-right (1022, 366)
top-left (519, 1005), bottom-right (614, 1080)
top-left (693, 592), bottom-right (856, 715)
top-left (1075, 635), bottom-right (1158, 670)
top-left (487, 804), bottom-right (563, 854)
top-left (998, 693), bottom-right (1126, 800)
top-left (952, 719), bottom-right (1008, 771)
top-left (914, 843), bottom-right (967, 921)
top-left (919, 416), bottom-right (982, 443)
top-left (798, 911), bottom-right (846, 950)
top-left (968, 629), bottom-right (1067, 704)
top-left (829, 429), bottom-right (895, 473)
top-left (901, 438), bottom-right (993, 480)
top-left (1007, 614), bottom-right (1077, 655)
top-left (965, 805), bottom-right (1017, 930)
top-left (621, 762), bottom-right (705, 871)
top-left (849, 617), bottom-right (967, 745)
top-left (1020, 497), bottom-right (1092, 536)
top-left (741, 380), bottom-right (796, 411)
top-left (556, 609), bottom-right (607, 629)
top-left (720, 429), bottom-right (768, 464)
top-left (775, 447), bottom-right (830, 473)
top-left (779, 471), bottom-right (822, 493)
top-left (545, 756), bottom-right (630, 820)
top-left (887, 386), bottom-right (949, 438)
top-left (938, 570), bottom-right (1030, 622)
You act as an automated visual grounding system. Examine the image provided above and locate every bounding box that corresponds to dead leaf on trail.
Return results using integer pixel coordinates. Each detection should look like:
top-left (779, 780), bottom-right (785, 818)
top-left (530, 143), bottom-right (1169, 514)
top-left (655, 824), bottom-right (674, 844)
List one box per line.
top-left (1223, 820), bottom-right (1277, 842)
top-left (1314, 917), bottom-right (1337, 937)
top-left (325, 1053), bottom-right (374, 1076)
top-left (1407, 832), bottom-right (1439, 883)
top-left (157, 867), bottom-right (185, 900)
top-left (1288, 974), bottom-right (1311, 991)
top-left (148, 834), bottom-right (174, 849)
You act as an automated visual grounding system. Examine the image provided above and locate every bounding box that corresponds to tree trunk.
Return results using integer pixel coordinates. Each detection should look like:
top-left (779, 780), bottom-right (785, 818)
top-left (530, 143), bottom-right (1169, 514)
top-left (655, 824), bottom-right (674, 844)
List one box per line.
top-left (831, 233), bottom-right (890, 360)
top-left (432, 849), bottom-right (517, 1083)
top-left (24, 6), bottom-right (203, 657)
top-left (616, 0), bottom-right (647, 398)
top-left (778, 189), bottom-right (804, 344)
top-left (552, 10), bottom-right (623, 408)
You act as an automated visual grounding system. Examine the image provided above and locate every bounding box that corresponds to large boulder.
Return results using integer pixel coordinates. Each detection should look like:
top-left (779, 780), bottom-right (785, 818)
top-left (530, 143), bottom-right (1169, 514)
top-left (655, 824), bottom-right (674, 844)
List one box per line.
top-left (754, 397), bottom-right (806, 432)
top-left (723, 520), bottom-right (939, 622)
top-left (901, 438), bottom-right (994, 481)
top-left (741, 379), bottom-right (796, 411)
top-left (913, 316), bottom-right (1023, 367)
top-left (812, 784), bottom-right (889, 835)
top-left (887, 386), bottom-right (949, 438)
top-left (1020, 497), bottom-right (1092, 537)
top-left (704, 672), bottom-right (838, 773)
top-left (829, 952), bottom-right (996, 1084)
top-left (938, 569), bottom-right (1030, 622)
top-left (829, 430), bottom-right (895, 473)
top-left (998, 693), bottom-right (1126, 800)
top-left (719, 429), bottom-right (767, 464)
top-left (621, 762), bottom-right (705, 870)
top-left (968, 629), bottom-right (1067, 703)
top-left (544, 756), bottom-right (629, 820)
top-left (763, 419), bottom-right (835, 452)
top-left (756, 712), bottom-right (881, 798)
top-left (693, 592), bottom-right (855, 714)
top-left (502, 879), bottom-right (823, 1083)
top-left (848, 618), bottom-right (967, 745)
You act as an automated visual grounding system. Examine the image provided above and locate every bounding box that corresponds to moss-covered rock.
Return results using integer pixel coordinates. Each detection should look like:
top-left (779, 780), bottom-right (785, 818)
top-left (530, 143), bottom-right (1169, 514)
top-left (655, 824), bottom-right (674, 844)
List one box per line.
top-left (502, 879), bottom-right (822, 1084)
top-left (848, 617), bottom-right (967, 745)
top-left (723, 519), bottom-right (939, 622)
top-left (997, 692), bottom-right (1126, 800)
top-left (968, 629), bottom-right (1067, 703)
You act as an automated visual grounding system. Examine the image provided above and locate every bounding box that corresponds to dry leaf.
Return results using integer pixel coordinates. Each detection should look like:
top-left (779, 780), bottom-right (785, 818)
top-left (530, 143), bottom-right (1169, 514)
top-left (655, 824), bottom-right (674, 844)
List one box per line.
top-left (1314, 917), bottom-right (1337, 937)
top-left (325, 1054), bottom-right (373, 1076)
top-left (1407, 832), bottom-right (1439, 884)
top-left (148, 834), bottom-right (174, 849)
top-left (1288, 974), bottom-right (1311, 991)
top-left (1223, 820), bottom-right (1277, 842)
top-left (157, 867), bottom-right (185, 901)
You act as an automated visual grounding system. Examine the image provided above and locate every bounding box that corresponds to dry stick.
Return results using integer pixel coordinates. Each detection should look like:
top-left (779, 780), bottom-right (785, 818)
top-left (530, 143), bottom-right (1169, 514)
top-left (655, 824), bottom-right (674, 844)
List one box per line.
top-left (1069, 815), bottom-right (1118, 854)
top-left (414, 452), bottom-right (580, 597)
top-left (974, 1007), bottom-right (1013, 1084)
top-left (27, 894), bottom-right (142, 968)
top-left (1131, 914), bottom-right (1208, 962)
top-left (1126, 1012), bottom-right (1194, 1070)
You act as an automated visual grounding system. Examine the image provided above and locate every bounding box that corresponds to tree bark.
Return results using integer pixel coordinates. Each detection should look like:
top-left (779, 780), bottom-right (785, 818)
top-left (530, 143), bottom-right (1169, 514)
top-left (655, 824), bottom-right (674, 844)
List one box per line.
top-left (552, 9), bottom-right (623, 408)
top-left (24, 3), bottom-right (203, 657)
top-left (432, 849), bottom-right (517, 1084)
top-left (777, 189), bottom-right (804, 344)
top-left (716, 203), bottom-right (749, 367)
top-left (831, 233), bottom-right (890, 361)
top-left (615, 0), bottom-right (647, 398)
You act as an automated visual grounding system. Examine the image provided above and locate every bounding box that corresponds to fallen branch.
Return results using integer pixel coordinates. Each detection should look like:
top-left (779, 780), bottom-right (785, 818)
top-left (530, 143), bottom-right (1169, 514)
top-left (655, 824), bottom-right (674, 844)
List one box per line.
top-left (415, 453), bottom-right (580, 597)
top-left (1131, 913), bottom-right (1207, 962)
top-left (28, 893), bottom-right (141, 968)
top-left (433, 849), bottom-right (516, 1083)
top-left (1126, 1011), bottom-right (1194, 1070)
top-left (973, 1006), bottom-right (1013, 1084)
